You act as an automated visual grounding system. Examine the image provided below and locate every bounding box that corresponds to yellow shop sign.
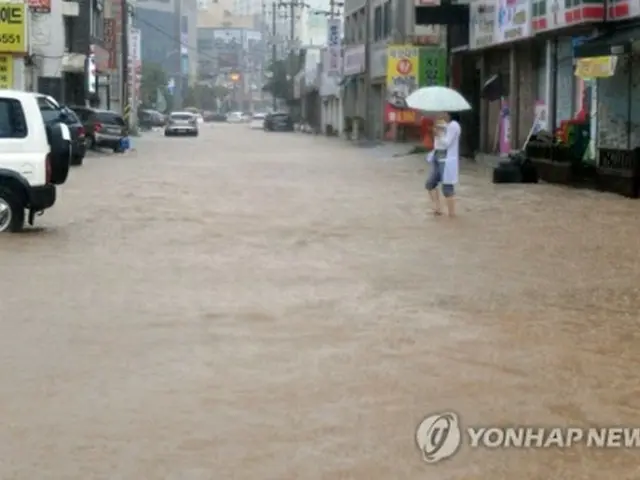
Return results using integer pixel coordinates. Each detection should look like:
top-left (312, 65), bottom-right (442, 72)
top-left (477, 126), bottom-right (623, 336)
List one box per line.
top-left (0, 53), bottom-right (12, 88)
top-left (0, 3), bottom-right (26, 54)
top-left (575, 56), bottom-right (617, 79)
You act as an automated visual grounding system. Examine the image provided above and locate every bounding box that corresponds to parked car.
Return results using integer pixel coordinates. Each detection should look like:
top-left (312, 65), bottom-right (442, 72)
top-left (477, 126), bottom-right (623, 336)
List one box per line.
top-left (36, 95), bottom-right (86, 165)
top-left (139, 109), bottom-right (166, 129)
top-left (264, 112), bottom-right (294, 132)
top-left (205, 111), bottom-right (227, 122)
top-left (165, 111), bottom-right (199, 136)
top-left (69, 106), bottom-right (128, 152)
top-left (0, 90), bottom-right (71, 232)
top-left (249, 113), bottom-right (266, 129)
top-left (227, 111), bottom-right (244, 123)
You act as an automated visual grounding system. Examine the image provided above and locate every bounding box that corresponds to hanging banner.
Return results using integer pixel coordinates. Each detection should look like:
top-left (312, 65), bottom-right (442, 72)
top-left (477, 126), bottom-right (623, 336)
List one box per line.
top-left (499, 98), bottom-right (511, 155)
top-left (495, 0), bottom-right (531, 44)
top-left (326, 18), bottom-right (341, 76)
top-left (575, 56), bottom-right (617, 79)
top-left (0, 53), bottom-right (12, 88)
top-left (469, 1), bottom-right (497, 49)
top-left (533, 100), bottom-right (548, 133)
top-left (0, 3), bottom-right (26, 53)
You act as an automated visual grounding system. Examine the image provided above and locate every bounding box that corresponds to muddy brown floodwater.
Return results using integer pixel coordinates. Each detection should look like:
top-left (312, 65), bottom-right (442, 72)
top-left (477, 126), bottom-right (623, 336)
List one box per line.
top-left (1, 124), bottom-right (640, 479)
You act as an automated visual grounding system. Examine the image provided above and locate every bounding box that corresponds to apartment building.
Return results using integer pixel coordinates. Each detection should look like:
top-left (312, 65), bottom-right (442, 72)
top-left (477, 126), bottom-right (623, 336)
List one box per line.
top-left (134, 0), bottom-right (199, 84)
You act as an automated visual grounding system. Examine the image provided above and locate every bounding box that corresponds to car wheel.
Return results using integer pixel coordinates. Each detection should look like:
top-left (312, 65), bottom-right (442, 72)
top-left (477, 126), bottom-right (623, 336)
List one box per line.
top-left (0, 186), bottom-right (25, 233)
top-left (193, 131), bottom-right (199, 137)
top-left (71, 154), bottom-right (84, 166)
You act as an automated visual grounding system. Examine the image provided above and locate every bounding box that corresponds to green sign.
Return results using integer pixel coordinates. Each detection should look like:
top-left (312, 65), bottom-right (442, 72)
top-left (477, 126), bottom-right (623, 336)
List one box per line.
top-left (418, 48), bottom-right (446, 88)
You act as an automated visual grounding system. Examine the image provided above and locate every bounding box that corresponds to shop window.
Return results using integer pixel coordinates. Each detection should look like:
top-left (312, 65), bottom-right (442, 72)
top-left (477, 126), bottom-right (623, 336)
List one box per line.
top-left (373, 6), bottom-right (382, 41)
top-left (383, 1), bottom-right (391, 38)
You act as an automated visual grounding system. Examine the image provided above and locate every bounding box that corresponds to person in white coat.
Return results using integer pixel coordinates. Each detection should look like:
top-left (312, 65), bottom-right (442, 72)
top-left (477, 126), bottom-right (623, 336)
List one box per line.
top-left (425, 112), bottom-right (461, 217)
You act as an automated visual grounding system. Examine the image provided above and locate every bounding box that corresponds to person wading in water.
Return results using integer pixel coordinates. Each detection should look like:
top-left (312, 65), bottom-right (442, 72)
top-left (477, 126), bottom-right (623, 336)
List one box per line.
top-left (425, 112), bottom-right (461, 217)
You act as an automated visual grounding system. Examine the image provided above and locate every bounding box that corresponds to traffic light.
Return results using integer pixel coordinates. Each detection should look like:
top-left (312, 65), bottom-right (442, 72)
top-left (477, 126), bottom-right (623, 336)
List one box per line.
top-left (230, 73), bottom-right (240, 82)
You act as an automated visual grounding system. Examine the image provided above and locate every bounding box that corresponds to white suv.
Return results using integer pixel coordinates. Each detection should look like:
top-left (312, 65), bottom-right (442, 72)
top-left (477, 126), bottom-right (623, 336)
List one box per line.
top-left (0, 90), bottom-right (72, 232)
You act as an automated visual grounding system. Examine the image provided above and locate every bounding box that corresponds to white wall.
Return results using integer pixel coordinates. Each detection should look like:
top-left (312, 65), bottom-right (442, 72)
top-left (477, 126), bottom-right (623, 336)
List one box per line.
top-left (30, 0), bottom-right (66, 79)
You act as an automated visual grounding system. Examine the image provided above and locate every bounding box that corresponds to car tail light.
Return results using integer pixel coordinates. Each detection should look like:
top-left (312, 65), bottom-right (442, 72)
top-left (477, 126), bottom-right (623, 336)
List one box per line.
top-left (45, 153), bottom-right (52, 184)
top-left (78, 126), bottom-right (85, 137)
top-left (94, 122), bottom-right (102, 132)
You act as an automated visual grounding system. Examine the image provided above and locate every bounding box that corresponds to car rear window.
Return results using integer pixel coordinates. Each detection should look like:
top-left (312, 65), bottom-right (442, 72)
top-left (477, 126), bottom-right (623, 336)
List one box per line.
top-left (171, 114), bottom-right (193, 121)
top-left (96, 112), bottom-right (125, 125)
top-left (0, 98), bottom-right (28, 138)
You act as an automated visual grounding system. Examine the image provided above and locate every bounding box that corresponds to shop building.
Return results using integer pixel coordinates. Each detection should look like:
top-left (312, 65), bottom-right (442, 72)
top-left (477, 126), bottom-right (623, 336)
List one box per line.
top-left (452, 0), bottom-right (640, 161)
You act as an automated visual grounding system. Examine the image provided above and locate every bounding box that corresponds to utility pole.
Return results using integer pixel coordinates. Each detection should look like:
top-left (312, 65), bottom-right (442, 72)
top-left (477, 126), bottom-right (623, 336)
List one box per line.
top-left (174, 0), bottom-right (183, 110)
top-left (271, 2), bottom-right (278, 111)
top-left (363, 0), bottom-right (372, 141)
top-left (278, 0), bottom-right (309, 104)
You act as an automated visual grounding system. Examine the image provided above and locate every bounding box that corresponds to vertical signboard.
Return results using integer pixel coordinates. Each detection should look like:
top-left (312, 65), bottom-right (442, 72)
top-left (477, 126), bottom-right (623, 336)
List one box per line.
top-left (495, 0), bottom-right (531, 43)
top-left (418, 47), bottom-right (446, 87)
top-left (469, 1), bottom-right (497, 49)
top-left (326, 18), bottom-right (341, 76)
top-left (128, 28), bottom-right (141, 107)
top-left (104, 18), bottom-right (116, 70)
top-left (0, 54), bottom-right (13, 88)
top-left (386, 45), bottom-right (419, 124)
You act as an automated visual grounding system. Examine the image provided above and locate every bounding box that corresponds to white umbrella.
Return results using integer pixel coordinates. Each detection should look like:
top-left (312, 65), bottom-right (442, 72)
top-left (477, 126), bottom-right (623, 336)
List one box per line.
top-left (406, 86), bottom-right (472, 113)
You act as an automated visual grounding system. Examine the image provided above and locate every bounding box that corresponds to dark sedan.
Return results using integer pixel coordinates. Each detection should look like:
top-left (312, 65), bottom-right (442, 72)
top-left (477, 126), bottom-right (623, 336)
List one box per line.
top-left (36, 95), bottom-right (86, 166)
top-left (69, 106), bottom-right (128, 152)
top-left (264, 112), bottom-right (294, 132)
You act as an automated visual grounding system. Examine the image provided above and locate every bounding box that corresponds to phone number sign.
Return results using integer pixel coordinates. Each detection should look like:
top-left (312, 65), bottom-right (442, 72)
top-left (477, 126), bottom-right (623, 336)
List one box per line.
top-left (0, 3), bottom-right (26, 53)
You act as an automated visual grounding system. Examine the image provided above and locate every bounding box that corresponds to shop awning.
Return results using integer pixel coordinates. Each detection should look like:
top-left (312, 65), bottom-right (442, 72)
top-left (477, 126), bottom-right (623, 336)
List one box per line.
top-left (574, 27), bottom-right (639, 58)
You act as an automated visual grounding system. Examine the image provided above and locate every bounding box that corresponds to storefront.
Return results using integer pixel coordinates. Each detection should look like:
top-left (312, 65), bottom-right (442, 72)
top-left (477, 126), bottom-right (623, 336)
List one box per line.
top-left (369, 45), bottom-right (386, 139)
top-left (575, 25), bottom-right (640, 151)
top-left (341, 45), bottom-right (365, 120)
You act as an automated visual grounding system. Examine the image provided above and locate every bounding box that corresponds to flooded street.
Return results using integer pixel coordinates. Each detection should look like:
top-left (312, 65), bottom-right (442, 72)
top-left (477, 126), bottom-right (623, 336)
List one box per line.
top-left (2, 124), bottom-right (640, 479)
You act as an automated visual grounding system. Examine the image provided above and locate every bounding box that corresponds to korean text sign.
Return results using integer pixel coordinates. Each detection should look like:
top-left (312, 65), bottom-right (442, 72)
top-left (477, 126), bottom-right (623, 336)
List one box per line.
top-left (0, 53), bottom-right (12, 88)
top-left (0, 3), bottom-right (26, 53)
top-left (386, 45), bottom-right (419, 100)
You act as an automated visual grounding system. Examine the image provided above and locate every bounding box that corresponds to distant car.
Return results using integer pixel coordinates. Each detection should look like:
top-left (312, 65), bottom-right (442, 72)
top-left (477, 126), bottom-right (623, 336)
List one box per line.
top-left (139, 109), bottom-right (166, 129)
top-left (37, 95), bottom-right (86, 165)
top-left (165, 112), bottom-right (199, 136)
top-left (205, 112), bottom-right (227, 122)
top-left (183, 107), bottom-right (204, 124)
top-left (249, 113), bottom-right (266, 129)
top-left (227, 111), bottom-right (244, 123)
top-left (264, 112), bottom-right (294, 132)
top-left (69, 106), bottom-right (127, 153)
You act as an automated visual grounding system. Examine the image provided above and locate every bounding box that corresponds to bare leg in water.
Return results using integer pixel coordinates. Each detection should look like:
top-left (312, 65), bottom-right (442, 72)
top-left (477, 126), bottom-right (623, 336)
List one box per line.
top-left (445, 195), bottom-right (455, 217)
top-left (428, 188), bottom-right (442, 215)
